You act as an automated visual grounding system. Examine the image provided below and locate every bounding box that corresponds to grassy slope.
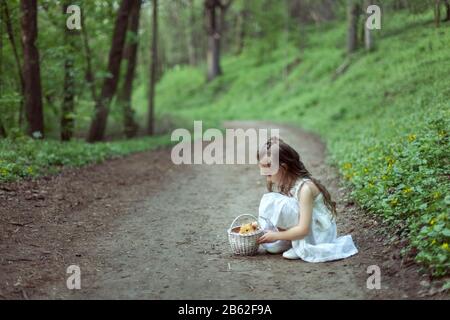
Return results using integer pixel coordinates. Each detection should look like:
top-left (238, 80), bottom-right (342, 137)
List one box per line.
top-left (140, 10), bottom-right (449, 276)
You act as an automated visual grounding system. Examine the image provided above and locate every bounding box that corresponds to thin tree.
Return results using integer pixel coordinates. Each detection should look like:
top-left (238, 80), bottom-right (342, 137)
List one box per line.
top-left (438, 0), bottom-right (450, 23)
top-left (445, 0), bottom-right (450, 21)
top-left (205, 0), bottom-right (222, 81)
top-left (148, 0), bottom-right (158, 135)
top-left (61, 1), bottom-right (77, 141)
top-left (2, 0), bottom-right (25, 127)
top-left (436, 0), bottom-right (441, 27)
top-left (186, 0), bottom-right (197, 65)
top-left (87, 0), bottom-right (134, 142)
top-left (81, 8), bottom-right (97, 102)
top-left (0, 3), bottom-right (5, 137)
top-left (363, 0), bottom-right (373, 51)
top-left (204, 0), bottom-right (232, 81)
top-left (347, 0), bottom-right (360, 54)
top-left (0, 116), bottom-right (4, 137)
top-left (20, 0), bottom-right (44, 138)
top-left (119, 0), bottom-right (141, 138)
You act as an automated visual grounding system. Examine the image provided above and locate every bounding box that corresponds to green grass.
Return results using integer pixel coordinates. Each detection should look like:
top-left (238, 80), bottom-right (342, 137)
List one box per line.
top-left (135, 10), bottom-right (450, 276)
top-left (0, 135), bottom-right (171, 183)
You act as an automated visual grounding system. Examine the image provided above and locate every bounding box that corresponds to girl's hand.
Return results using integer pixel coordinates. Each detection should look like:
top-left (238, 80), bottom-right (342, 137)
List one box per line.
top-left (257, 231), bottom-right (279, 244)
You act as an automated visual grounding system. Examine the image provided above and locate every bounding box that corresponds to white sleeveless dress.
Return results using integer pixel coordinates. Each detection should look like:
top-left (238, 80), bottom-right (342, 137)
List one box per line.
top-left (258, 178), bottom-right (358, 262)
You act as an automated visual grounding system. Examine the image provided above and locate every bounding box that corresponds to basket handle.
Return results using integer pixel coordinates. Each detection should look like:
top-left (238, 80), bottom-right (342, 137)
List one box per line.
top-left (229, 214), bottom-right (259, 230)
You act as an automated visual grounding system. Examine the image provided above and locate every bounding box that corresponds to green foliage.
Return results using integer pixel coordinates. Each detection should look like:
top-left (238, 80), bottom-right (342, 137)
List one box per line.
top-left (151, 9), bottom-right (450, 276)
top-left (338, 113), bottom-right (449, 276)
top-left (0, 135), bottom-right (171, 183)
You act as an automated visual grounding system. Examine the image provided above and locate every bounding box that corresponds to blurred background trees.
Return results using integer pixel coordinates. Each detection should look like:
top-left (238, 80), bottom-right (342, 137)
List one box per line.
top-left (0, 0), bottom-right (446, 141)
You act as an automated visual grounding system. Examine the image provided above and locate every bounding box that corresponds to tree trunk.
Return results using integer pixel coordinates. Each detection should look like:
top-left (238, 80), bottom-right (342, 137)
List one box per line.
top-left (435, 0), bottom-right (441, 27)
top-left (434, 0), bottom-right (450, 24)
top-left (186, 0), bottom-right (197, 66)
top-left (0, 119), bottom-right (5, 137)
top-left (2, 0), bottom-right (25, 127)
top-left (119, 0), bottom-right (141, 139)
top-left (148, 0), bottom-right (158, 135)
top-left (235, 8), bottom-right (247, 55)
top-left (364, 0), bottom-right (373, 51)
top-left (205, 0), bottom-right (222, 81)
top-left (347, 0), bottom-right (360, 54)
top-left (87, 0), bottom-right (134, 142)
top-left (20, 0), bottom-right (44, 138)
top-left (81, 9), bottom-right (97, 102)
top-left (61, 2), bottom-right (76, 141)
top-left (0, 7), bottom-right (4, 138)
top-left (61, 55), bottom-right (76, 141)
top-left (444, 0), bottom-right (450, 21)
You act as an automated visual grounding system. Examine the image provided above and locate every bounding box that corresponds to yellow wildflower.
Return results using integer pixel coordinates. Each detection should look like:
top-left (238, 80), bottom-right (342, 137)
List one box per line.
top-left (343, 163), bottom-right (352, 170)
top-left (429, 218), bottom-right (436, 225)
top-left (385, 156), bottom-right (395, 167)
top-left (442, 243), bottom-right (449, 251)
top-left (408, 134), bottom-right (416, 142)
top-left (403, 187), bottom-right (413, 194)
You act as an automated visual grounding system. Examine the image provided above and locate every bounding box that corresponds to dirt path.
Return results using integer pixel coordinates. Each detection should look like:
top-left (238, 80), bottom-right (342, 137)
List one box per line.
top-left (0, 121), bottom-right (441, 299)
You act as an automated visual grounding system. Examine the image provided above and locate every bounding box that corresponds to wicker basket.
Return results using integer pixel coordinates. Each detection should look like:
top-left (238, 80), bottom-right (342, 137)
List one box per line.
top-left (227, 214), bottom-right (264, 256)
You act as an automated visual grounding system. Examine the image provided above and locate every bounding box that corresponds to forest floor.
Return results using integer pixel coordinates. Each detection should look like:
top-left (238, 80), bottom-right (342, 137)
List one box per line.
top-left (0, 121), bottom-right (447, 299)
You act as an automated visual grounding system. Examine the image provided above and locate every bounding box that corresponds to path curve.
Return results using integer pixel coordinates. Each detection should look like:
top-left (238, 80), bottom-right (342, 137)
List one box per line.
top-left (0, 122), bottom-right (434, 299)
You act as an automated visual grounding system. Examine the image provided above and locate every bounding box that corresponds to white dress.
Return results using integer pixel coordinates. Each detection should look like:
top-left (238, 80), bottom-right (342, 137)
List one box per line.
top-left (258, 178), bottom-right (358, 262)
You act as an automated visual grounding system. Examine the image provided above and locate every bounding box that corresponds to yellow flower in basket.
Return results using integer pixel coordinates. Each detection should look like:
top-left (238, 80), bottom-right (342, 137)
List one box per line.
top-left (239, 222), bottom-right (259, 235)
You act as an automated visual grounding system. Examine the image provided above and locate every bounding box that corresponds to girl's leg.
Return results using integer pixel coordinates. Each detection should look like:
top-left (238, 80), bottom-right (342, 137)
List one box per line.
top-left (259, 193), bottom-right (299, 230)
top-left (259, 193), bottom-right (298, 254)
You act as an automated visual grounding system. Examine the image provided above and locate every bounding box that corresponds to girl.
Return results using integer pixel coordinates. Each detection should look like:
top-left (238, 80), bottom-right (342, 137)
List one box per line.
top-left (256, 137), bottom-right (358, 262)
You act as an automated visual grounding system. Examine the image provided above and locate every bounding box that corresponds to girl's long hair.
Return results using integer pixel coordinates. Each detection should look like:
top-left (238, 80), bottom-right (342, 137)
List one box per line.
top-left (257, 137), bottom-right (337, 217)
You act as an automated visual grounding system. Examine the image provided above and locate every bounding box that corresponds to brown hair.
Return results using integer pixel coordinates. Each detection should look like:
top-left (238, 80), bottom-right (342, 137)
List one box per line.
top-left (257, 137), bottom-right (337, 217)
